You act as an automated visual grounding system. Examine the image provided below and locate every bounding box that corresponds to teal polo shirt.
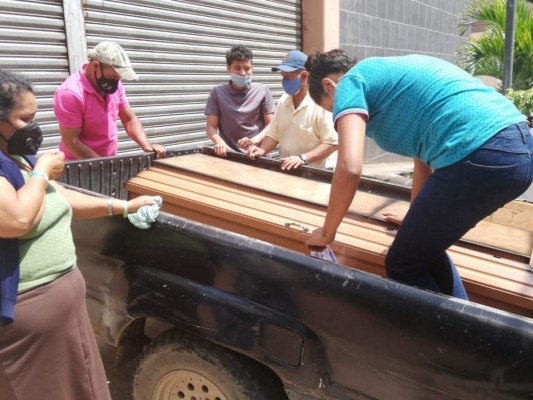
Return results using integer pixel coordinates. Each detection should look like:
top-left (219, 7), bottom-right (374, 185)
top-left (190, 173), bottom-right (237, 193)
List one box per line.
top-left (333, 55), bottom-right (525, 169)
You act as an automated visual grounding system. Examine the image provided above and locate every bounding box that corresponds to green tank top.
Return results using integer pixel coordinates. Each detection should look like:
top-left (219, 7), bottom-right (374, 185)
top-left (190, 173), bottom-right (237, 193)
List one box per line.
top-left (17, 170), bottom-right (77, 293)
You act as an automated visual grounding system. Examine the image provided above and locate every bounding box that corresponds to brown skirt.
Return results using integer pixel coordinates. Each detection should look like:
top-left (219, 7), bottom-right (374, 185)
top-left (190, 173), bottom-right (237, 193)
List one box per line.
top-left (0, 268), bottom-right (111, 400)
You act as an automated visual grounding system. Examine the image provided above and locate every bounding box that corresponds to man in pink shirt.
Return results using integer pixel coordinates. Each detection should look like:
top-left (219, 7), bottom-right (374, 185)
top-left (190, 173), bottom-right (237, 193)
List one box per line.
top-left (54, 41), bottom-right (165, 160)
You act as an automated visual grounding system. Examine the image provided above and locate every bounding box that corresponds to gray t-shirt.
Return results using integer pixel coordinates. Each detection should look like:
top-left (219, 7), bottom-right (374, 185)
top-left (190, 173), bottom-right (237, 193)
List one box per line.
top-left (204, 81), bottom-right (275, 152)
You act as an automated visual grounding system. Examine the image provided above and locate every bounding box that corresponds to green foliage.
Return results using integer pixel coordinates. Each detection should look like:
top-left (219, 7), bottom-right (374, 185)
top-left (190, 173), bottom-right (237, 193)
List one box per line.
top-left (505, 88), bottom-right (533, 115)
top-left (457, 0), bottom-right (533, 90)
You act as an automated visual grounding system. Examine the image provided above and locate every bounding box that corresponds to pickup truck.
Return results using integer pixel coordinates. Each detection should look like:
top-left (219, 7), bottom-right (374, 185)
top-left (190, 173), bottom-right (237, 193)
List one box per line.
top-left (62, 148), bottom-right (533, 400)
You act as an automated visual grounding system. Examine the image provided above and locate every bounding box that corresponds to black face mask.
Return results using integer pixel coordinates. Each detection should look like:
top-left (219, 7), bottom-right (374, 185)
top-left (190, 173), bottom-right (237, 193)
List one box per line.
top-left (96, 65), bottom-right (119, 94)
top-left (0, 121), bottom-right (43, 155)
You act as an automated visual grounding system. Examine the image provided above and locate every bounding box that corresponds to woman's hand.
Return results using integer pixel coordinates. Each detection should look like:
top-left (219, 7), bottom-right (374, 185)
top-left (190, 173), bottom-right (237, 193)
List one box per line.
top-left (34, 151), bottom-right (65, 180)
top-left (127, 195), bottom-right (158, 213)
top-left (305, 227), bottom-right (335, 250)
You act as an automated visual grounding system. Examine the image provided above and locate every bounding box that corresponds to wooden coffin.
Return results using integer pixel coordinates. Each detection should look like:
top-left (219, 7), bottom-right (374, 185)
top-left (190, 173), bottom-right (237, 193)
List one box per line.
top-left (126, 153), bottom-right (533, 318)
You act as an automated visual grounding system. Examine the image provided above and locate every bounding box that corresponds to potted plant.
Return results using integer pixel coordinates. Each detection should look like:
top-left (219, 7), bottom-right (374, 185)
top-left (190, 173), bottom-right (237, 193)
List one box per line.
top-left (505, 88), bottom-right (533, 126)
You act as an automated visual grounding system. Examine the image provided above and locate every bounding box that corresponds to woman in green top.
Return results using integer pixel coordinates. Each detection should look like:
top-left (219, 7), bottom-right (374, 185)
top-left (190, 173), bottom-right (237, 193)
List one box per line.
top-left (0, 70), bottom-right (156, 400)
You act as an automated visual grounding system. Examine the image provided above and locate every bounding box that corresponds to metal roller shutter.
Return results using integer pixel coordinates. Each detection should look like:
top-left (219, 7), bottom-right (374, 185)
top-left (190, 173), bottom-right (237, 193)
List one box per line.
top-left (83, 0), bottom-right (302, 154)
top-left (0, 0), bottom-right (68, 152)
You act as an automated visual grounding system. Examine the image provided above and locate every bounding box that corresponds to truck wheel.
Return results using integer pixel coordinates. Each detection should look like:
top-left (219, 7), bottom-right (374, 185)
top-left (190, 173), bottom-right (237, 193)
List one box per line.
top-left (132, 329), bottom-right (288, 400)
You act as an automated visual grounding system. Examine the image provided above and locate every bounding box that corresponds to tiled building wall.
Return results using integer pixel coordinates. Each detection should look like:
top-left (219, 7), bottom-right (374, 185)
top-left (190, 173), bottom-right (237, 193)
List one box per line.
top-left (339, 0), bottom-right (473, 164)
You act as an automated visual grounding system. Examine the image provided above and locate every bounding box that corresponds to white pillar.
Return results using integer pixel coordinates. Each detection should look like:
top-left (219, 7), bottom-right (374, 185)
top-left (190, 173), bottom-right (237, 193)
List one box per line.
top-left (63, 0), bottom-right (88, 74)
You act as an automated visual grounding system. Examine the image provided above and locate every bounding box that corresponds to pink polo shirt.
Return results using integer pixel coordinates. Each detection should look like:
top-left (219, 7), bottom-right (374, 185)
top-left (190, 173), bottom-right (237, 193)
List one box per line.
top-left (54, 63), bottom-right (130, 160)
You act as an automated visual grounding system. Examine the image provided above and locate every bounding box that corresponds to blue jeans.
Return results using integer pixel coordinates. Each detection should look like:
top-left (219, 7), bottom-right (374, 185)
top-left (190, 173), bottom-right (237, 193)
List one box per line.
top-left (385, 122), bottom-right (533, 299)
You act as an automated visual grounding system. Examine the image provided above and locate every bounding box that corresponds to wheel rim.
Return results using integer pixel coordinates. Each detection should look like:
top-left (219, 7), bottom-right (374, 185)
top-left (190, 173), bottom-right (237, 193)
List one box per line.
top-left (152, 369), bottom-right (229, 400)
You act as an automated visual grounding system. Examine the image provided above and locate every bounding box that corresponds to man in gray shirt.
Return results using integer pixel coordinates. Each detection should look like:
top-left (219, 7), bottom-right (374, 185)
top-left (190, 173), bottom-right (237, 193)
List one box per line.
top-left (204, 45), bottom-right (275, 157)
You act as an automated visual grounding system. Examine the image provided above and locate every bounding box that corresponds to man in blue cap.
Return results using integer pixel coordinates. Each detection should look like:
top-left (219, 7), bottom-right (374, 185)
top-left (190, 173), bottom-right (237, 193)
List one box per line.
top-left (241, 50), bottom-right (338, 170)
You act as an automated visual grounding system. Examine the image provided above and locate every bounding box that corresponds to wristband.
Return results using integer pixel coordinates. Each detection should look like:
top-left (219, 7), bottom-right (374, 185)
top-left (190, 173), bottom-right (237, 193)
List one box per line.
top-left (122, 201), bottom-right (128, 218)
top-left (107, 198), bottom-right (113, 216)
top-left (29, 171), bottom-right (49, 182)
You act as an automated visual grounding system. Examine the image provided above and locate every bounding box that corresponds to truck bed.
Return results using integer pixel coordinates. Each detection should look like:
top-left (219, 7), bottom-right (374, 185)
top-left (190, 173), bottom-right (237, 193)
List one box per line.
top-left (125, 152), bottom-right (533, 318)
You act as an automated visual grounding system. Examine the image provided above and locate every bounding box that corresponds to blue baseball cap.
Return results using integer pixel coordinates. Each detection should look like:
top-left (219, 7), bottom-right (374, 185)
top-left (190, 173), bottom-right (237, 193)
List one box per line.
top-left (271, 50), bottom-right (308, 72)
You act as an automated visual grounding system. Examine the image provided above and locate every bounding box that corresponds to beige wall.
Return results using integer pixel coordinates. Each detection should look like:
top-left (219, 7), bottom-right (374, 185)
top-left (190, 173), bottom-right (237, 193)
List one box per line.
top-left (302, 0), bottom-right (339, 54)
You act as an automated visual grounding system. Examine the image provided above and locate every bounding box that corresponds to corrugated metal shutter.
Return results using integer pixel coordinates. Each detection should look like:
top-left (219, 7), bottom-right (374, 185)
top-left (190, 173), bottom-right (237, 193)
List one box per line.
top-left (0, 0), bottom-right (68, 152)
top-left (83, 0), bottom-right (302, 154)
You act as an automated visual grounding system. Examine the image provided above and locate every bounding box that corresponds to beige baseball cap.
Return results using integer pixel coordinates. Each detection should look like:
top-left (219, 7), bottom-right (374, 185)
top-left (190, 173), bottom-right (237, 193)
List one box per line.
top-left (87, 41), bottom-right (138, 81)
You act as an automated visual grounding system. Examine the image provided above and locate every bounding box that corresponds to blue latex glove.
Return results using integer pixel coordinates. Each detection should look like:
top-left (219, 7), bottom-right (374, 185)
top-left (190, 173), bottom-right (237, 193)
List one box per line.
top-left (127, 196), bottom-right (163, 229)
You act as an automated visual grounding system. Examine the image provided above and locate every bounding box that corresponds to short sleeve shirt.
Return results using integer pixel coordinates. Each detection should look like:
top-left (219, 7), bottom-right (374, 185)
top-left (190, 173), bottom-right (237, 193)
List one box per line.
top-left (204, 82), bottom-right (275, 152)
top-left (333, 55), bottom-right (525, 169)
top-left (265, 93), bottom-right (338, 169)
top-left (54, 63), bottom-right (130, 160)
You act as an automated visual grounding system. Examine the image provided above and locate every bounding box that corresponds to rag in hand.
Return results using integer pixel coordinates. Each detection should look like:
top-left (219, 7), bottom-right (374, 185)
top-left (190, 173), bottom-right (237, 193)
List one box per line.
top-left (127, 196), bottom-right (163, 229)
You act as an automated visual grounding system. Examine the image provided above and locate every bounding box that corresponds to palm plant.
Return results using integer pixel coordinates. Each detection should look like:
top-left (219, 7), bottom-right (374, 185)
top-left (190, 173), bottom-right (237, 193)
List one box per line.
top-left (457, 0), bottom-right (533, 90)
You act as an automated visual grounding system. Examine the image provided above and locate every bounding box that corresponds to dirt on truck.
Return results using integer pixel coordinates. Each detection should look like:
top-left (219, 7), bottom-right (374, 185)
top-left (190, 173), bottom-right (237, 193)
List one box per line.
top-left (62, 148), bottom-right (533, 400)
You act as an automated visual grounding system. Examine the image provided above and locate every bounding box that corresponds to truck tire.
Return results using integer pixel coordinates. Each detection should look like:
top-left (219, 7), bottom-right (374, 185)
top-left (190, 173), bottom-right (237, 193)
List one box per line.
top-left (132, 329), bottom-right (288, 400)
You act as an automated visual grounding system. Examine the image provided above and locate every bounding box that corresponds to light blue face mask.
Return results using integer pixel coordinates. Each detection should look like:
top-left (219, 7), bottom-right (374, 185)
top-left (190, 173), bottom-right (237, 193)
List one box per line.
top-left (282, 73), bottom-right (303, 96)
top-left (230, 73), bottom-right (252, 88)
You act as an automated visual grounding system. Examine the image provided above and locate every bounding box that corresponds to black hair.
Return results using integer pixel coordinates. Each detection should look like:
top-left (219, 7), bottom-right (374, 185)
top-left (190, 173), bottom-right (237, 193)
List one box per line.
top-left (0, 70), bottom-right (33, 121)
top-left (307, 49), bottom-right (357, 104)
top-left (226, 45), bottom-right (253, 66)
